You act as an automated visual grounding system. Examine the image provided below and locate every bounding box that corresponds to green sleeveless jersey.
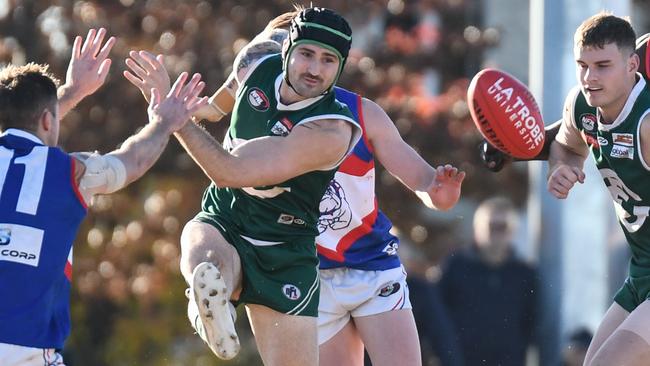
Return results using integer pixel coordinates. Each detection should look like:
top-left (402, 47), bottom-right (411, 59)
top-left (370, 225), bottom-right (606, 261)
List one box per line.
top-left (200, 54), bottom-right (360, 245)
top-left (569, 78), bottom-right (650, 276)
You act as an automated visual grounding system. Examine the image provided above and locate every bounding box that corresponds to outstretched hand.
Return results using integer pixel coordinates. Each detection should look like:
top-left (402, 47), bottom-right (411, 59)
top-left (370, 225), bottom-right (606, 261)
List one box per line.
top-left (63, 28), bottom-right (115, 99)
top-left (147, 72), bottom-right (208, 133)
top-left (124, 50), bottom-right (171, 103)
top-left (423, 165), bottom-right (466, 211)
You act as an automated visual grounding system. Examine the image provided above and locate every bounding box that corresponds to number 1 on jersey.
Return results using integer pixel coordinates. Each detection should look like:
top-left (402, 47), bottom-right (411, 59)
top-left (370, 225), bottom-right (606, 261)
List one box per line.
top-left (0, 146), bottom-right (48, 215)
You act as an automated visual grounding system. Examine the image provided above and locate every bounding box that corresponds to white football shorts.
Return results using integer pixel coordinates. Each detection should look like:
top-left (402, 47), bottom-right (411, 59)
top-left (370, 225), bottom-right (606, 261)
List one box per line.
top-left (0, 343), bottom-right (65, 366)
top-left (318, 265), bottom-right (411, 344)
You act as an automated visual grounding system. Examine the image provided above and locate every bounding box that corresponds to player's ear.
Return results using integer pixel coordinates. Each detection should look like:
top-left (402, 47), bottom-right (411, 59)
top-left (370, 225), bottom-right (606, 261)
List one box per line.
top-left (630, 52), bottom-right (640, 74)
top-left (40, 108), bottom-right (52, 132)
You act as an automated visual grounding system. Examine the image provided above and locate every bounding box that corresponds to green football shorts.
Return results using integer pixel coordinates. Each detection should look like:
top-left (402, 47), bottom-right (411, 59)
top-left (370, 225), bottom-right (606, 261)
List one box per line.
top-left (614, 274), bottom-right (650, 313)
top-left (194, 213), bottom-right (320, 317)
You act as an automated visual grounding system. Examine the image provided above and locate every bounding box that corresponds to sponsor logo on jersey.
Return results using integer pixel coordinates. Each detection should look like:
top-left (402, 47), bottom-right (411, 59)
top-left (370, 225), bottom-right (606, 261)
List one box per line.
top-left (271, 117), bottom-right (294, 137)
top-left (580, 113), bottom-right (597, 131)
top-left (278, 214), bottom-right (294, 225)
top-left (378, 282), bottom-right (401, 297)
top-left (0, 228), bottom-right (10, 245)
top-left (610, 144), bottom-right (634, 159)
top-left (277, 213), bottom-right (306, 226)
top-left (612, 133), bottom-right (634, 147)
top-left (0, 225), bottom-right (42, 267)
top-left (382, 241), bottom-right (399, 256)
top-left (1, 249), bottom-right (37, 262)
top-left (247, 87), bottom-right (270, 111)
top-left (597, 136), bottom-right (608, 146)
top-left (282, 284), bottom-right (301, 300)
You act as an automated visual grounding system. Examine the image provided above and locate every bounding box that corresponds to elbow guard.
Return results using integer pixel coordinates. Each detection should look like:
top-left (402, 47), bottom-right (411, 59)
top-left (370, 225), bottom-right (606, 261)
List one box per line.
top-left (72, 152), bottom-right (128, 194)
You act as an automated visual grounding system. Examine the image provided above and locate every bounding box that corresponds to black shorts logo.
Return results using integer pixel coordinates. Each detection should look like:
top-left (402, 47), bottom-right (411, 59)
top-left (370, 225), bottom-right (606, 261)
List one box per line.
top-left (378, 282), bottom-right (400, 297)
top-left (248, 87), bottom-right (270, 111)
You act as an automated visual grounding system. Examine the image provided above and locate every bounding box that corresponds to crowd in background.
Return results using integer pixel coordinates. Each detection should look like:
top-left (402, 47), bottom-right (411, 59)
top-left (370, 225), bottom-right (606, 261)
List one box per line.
top-left (0, 1), bottom-right (536, 365)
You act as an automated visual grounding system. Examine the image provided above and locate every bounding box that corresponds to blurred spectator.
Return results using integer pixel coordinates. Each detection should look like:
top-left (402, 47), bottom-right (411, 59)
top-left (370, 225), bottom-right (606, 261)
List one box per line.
top-left (401, 238), bottom-right (464, 366)
top-left (561, 328), bottom-right (593, 366)
top-left (439, 197), bottom-right (539, 366)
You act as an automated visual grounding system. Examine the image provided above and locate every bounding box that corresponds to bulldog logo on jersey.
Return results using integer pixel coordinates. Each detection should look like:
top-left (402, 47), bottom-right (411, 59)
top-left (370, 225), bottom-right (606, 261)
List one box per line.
top-left (580, 113), bottom-right (597, 131)
top-left (271, 117), bottom-right (294, 137)
top-left (0, 228), bottom-right (11, 245)
top-left (282, 284), bottom-right (301, 300)
top-left (318, 179), bottom-right (352, 234)
top-left (247, 87), bottom-right (270, 111)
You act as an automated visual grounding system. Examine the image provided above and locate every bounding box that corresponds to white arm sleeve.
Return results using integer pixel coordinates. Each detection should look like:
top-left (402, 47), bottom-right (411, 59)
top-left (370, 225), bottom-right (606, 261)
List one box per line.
top-left (71, 152), bottom-right (128, 202)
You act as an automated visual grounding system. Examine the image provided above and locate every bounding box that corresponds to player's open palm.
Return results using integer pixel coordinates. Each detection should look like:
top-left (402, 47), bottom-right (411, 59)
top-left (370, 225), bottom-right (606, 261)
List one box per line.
top-left (148, 72), bottom-right (207, 133)
top-left (64, 28), bottom-right (115, 98)
top-left (427, 165), bottom-right (465, 211)
top-left (124, 50), bottom-right (171, 103)
top-left (547, 164), bottom-right (585, 199)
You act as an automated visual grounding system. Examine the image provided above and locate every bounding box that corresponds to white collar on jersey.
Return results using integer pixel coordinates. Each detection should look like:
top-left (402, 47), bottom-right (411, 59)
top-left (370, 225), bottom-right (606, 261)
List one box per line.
top-left (1, 128), bottom-right (44, 144)
top-left (598, 74), bottom-right (646, 131)
top-left (274, 73), bottom-right (326, 111)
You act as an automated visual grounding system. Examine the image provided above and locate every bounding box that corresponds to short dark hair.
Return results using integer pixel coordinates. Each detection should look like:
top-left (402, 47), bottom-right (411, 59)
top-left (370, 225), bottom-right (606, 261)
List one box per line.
top-left (0, 63), bottom-right (59, 132)
top-left (574, 12), bottom-right (636, 54)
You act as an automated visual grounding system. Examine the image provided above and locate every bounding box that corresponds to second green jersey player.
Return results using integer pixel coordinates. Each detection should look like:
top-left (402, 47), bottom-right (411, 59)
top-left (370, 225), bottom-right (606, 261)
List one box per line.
top-left (549, 12), bottom-right (650, 366)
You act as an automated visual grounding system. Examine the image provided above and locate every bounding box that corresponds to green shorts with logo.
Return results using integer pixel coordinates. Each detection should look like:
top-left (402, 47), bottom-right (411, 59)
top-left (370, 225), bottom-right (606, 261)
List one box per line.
top-left (194, 213), bottom-right (320, 317)
top-left (614, 274), bottom-right (650, 312)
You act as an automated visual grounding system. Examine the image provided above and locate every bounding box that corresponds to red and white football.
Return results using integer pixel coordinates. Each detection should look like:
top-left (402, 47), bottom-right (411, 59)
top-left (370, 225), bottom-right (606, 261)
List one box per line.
top-left (467, 68), bottom-right (544, 159)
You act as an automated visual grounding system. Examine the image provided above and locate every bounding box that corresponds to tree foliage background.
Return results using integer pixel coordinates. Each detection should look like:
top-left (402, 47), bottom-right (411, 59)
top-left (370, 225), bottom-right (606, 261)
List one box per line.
top-left (0, 0), bottom-right (528, 364)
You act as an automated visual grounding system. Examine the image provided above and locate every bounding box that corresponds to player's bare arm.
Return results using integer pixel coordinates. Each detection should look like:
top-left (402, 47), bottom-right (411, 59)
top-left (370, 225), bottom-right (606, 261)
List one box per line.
top-left (58, 28), bottom-right (115, 118)
top-left (547, 127), bottom-right (589, 199)
top-left (187, 12), bottom-right (295, 122)
top-left (234, 39), bottom-right (285, 84)
top-left (362, 98), bottom-right (465, 211)
top-left (196, 27), bottom-right (292, 122)
top-left (174, 118), bottom-right (353, 188)
top-left (192, 72), bottom-right (238, 122)
top-left (546, 88), bottom-right (591, 198)
top-left (72, 72), bottom-right (207, 203)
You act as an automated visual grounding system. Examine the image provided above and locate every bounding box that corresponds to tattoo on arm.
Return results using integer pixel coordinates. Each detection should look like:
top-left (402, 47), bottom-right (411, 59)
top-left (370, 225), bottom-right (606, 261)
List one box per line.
top-left (268, 29), bottom-right (289, 44)
top-left (235, 40), bottom-right (283, 75)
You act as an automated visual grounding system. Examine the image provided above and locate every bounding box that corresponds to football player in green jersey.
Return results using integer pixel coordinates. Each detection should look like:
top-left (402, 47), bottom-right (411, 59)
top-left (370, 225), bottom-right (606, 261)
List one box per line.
top-left (548, 13), bottom-right (650, 365)
top-left (126, 7), bottom-right (361, 366)
top-left (190, 11), bottom-right (465, 366)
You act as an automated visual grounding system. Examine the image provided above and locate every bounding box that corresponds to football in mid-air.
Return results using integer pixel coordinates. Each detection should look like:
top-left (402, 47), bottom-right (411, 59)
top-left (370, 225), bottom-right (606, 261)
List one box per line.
top-left (467, 68), bottom-right (544, 159)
